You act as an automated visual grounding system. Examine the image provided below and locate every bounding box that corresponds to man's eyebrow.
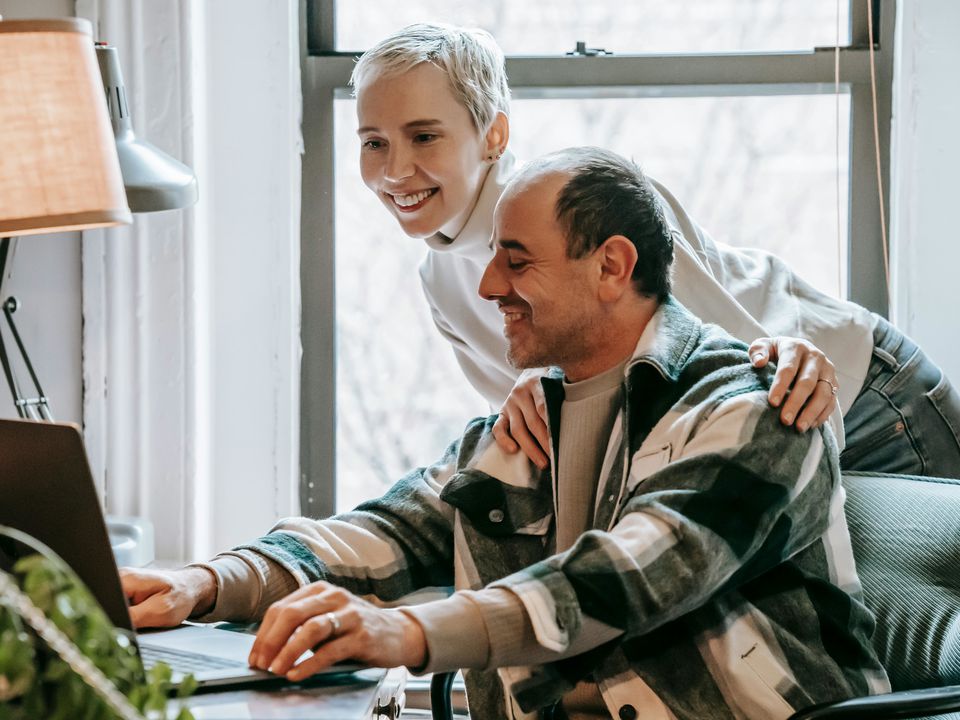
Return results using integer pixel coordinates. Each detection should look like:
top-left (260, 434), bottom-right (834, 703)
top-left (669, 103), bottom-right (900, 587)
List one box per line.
top-left (357, 119), bottom-right (445, 135)
top-left (492, 239), bottom-right (530, 252)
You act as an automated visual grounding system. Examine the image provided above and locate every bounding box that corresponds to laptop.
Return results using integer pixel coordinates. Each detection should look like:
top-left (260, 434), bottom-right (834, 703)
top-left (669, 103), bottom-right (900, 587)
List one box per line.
top-left (0, 418), bottom-right (363, 688)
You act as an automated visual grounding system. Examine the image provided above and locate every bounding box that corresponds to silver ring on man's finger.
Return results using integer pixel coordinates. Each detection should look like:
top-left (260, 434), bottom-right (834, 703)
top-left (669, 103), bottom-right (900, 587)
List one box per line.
top-left (325, 611), bottom-right (341, 638)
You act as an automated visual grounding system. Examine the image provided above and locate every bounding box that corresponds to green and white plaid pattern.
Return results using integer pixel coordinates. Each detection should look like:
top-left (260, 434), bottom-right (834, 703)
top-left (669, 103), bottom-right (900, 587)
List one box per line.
top-left (232, 299), bottom-right (888, 720)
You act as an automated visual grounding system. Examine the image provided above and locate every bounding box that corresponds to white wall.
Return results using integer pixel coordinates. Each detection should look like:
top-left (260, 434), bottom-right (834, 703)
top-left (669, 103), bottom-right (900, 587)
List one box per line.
top-left (890, 0), bottom-right (960, 384)
top-left (193, 0), bottom-right (303, 557)
top-left (77, 0), bottom-right (302, 563)
top-left (0, 0), bottom-right (82, 425)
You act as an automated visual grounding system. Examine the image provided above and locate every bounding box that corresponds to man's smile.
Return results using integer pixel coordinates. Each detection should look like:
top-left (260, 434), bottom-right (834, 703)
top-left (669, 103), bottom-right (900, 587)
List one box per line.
top-left (497, 303), bottom-right (532, 334)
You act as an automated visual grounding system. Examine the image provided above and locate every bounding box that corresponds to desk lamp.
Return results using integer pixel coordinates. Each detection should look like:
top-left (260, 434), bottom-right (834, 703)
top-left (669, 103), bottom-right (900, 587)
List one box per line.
top-left (0, 18), bottom-right (198, 419)
top-left (0, 18), bottom-right (131, 417)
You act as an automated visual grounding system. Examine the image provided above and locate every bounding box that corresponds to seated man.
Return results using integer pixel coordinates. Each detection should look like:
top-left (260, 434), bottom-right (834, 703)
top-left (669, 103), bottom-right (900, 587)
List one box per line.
top-left (123, 147), bottom-right (888, 720)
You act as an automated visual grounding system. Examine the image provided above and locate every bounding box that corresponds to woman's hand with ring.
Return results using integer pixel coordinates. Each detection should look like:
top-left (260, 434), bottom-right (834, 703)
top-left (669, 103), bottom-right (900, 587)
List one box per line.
top-left (749, 336), bottom-right (839, 431)
top-left (493, 368), bottom-right (550, 469)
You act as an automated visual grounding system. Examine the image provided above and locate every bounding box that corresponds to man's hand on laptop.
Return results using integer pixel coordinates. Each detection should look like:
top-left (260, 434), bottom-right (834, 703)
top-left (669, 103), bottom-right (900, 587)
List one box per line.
top-left (120, 567), bottom-right (218, 629)
top-left (248, 580), bottom-right (427, 680)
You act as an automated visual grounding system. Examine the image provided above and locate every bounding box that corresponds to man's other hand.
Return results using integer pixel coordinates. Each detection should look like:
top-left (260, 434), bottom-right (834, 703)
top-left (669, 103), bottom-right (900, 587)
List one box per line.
top-left (248, 581), bottom-right (427, 680)
top-left (120, 566), bottom-right (217, 629)
top-left (749, 336), bottom-right (839, 432)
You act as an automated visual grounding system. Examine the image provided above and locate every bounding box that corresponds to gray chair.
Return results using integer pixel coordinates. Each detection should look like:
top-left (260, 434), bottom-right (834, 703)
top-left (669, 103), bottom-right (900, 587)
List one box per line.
top-left (431, 472), bottom-right (960, 720)
top-left (789, 471), bottom-right (960, 719)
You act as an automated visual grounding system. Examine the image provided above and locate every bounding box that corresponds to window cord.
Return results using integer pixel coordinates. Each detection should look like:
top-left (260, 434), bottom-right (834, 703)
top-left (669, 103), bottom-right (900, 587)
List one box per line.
top-left (867, 0), bottom-right (891, 300)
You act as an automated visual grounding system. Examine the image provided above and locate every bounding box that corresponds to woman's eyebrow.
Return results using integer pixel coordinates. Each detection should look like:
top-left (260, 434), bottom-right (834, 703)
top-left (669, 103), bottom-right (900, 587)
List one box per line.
top-left (357, 119), bottom-right (444, 135)
top-left (404, 119), bottom-right (444, 129)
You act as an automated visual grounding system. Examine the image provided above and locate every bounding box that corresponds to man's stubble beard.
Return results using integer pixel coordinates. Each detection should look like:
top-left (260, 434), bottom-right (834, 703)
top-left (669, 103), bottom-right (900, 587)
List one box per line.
top-left (505, 306), bottom-right (601, 372)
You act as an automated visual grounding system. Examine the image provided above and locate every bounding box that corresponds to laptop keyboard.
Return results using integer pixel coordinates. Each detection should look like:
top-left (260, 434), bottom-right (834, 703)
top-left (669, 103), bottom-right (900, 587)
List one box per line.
top-left (140, 644), bottom-right (243, 674)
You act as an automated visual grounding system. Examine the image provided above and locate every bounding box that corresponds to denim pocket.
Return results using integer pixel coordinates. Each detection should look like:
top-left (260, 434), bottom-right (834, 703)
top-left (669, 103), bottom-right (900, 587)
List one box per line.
top-left (839, 410), bottom-right (913, 472)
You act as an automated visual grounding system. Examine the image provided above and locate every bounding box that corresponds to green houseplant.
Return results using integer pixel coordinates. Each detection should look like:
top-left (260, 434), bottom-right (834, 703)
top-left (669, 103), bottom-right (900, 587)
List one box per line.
top-left (0, 525), bottom-right (195, 719)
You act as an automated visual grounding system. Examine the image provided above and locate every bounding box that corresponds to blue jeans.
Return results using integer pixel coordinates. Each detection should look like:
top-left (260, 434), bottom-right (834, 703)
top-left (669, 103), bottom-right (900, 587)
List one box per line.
top-left (840, 315), bottom-right (960, 478)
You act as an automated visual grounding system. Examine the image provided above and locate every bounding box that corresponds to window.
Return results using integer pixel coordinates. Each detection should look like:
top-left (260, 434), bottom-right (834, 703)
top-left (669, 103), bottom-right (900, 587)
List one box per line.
top-left (335, 1), bottom-right (851, 54)
top-left (302, 0), bottom-right (894, 514)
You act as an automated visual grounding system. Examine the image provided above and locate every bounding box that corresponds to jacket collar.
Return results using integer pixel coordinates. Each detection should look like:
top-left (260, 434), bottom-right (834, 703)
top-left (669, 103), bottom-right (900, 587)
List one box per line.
top-left (541, 297), bottom-right (702, 395)
top-left (624, 296), bottom-right (702, 384)
top-left (539, 297), bottom-right (702, 468)
top-left (422, 150), bottom-right (517, 266)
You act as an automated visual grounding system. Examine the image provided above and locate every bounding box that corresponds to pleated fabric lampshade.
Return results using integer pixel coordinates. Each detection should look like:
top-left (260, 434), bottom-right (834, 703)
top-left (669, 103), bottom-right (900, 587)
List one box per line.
top-left (0, 18), bottom-right (131, 238)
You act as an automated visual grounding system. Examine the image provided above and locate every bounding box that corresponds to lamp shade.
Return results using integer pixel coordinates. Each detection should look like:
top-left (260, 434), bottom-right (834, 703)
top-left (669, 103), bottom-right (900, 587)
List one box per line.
top-left (0, 19), bottom-right (131, 238)
top-left (96, 44), bottom-right (198, 213)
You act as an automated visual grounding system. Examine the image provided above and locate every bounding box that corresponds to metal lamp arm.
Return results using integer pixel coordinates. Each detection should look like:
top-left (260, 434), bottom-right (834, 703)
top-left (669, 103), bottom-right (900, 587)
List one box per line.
top-left (0, 237), bottom-right (53, 421)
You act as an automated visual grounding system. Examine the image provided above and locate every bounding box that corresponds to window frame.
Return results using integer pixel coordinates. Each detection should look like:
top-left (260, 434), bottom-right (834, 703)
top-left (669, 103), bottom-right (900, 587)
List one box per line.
top-left (299, 0), bottom-right (895, 515)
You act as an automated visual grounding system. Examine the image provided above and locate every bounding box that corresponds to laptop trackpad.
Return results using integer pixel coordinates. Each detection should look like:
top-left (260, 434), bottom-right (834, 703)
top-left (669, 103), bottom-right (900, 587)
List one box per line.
top-left (140, 624), bottom-right (256, 661)
top-left (138, 624), bottom-right (365, 687)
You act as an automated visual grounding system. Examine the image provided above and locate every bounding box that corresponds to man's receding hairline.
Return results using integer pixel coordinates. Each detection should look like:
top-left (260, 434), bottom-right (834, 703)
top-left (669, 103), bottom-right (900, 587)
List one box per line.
top-left (505, 164), bottom-right (574, 202)
top-left (497, 169), bottom-right (574, 243)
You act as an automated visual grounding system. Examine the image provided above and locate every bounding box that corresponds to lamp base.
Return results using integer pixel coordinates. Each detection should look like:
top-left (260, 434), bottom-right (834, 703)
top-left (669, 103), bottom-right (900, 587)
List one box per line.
top-left (106, 515), bottom-right (154, 568)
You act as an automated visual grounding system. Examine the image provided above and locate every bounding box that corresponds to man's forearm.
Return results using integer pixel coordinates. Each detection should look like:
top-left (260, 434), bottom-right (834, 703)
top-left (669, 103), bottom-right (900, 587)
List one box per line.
top-left (402, 587), bottom-right (622, 674)
top-left (188, 553), bottom-right (298, 622)
top-left (188, 565), bottom-right (218, 616)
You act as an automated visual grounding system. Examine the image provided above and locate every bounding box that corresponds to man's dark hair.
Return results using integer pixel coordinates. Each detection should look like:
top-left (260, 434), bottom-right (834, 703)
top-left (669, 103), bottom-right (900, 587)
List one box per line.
top-left (550, 147), bottom-right (674, 301)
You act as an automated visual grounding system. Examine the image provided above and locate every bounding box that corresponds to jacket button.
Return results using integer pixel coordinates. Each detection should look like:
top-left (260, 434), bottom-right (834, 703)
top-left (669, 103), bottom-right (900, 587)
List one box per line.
top-left (619, 705), bottom-right (637, 720)
top-left (488, 508), bottom-right (505, 523)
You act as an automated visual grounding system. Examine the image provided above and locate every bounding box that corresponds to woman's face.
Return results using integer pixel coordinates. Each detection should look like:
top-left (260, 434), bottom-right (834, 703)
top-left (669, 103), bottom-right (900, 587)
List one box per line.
top-left (356, 63), bottom-right (504, 239)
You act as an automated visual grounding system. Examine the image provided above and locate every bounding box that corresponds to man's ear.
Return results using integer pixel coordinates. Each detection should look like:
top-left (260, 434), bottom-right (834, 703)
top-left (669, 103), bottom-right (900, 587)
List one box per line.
top-left (596, 236), bottom-right (638, 303)
top-left (484, 111), bottom-right (510, 158)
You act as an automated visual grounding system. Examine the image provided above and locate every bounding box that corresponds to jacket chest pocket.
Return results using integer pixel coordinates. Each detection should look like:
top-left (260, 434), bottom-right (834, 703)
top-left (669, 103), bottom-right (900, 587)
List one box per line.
top-left (626, 444), bottom-right (672, 493)
top-left (441, 468), bottom-right (553, 538)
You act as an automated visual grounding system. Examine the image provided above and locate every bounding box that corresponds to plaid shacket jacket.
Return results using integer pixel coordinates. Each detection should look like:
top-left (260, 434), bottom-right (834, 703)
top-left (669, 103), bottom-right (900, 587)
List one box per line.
top-left (232, 298), bottom-right (888, 720)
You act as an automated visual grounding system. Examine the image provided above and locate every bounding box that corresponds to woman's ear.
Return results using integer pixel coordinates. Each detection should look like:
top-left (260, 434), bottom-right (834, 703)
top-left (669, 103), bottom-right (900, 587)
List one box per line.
top-left (596, 236), bottom-right (638, 303)
top-left (484, 111), bottom-right (510, 160)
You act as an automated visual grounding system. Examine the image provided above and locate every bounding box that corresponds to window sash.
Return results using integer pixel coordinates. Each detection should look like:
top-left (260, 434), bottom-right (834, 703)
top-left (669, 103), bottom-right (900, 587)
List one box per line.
top-left (300, 0), bottom-right (894, 515)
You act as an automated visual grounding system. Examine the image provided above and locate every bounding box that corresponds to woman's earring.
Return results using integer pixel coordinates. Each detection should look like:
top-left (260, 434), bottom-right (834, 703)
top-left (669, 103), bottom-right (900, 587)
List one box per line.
top-left (488, 149), bottom-right (503, 162)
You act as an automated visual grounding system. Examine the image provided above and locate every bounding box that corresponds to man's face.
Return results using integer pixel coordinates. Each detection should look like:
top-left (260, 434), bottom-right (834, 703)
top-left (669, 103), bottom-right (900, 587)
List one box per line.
top-left (356, 63), bottom-right (491, 239)
top-left (479, 173), bottom-right (602, 375)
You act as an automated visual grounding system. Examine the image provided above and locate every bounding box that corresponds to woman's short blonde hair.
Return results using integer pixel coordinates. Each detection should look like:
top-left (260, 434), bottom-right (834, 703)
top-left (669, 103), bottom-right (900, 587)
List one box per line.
top-left (350, 23), bottom-right (510, 132)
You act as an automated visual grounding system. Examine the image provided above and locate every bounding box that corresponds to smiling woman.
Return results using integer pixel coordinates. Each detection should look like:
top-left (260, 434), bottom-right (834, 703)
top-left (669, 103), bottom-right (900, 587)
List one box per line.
top-left (355, 62), bottom-right (506, 240)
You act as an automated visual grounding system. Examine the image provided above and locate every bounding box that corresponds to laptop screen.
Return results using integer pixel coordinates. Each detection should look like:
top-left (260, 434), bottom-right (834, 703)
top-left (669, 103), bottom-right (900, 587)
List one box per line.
top-left (0, 419), bottom-right (134, 633)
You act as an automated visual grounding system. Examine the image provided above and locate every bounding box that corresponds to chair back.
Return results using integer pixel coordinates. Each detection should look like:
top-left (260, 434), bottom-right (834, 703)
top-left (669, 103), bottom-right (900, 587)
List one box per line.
top-left (844, 472), bottom-right (960, 691)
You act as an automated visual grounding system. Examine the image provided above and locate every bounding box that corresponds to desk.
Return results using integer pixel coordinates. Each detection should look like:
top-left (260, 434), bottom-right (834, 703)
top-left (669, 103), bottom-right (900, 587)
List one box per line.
top-left (167, 668), bottom-right (406, 719)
